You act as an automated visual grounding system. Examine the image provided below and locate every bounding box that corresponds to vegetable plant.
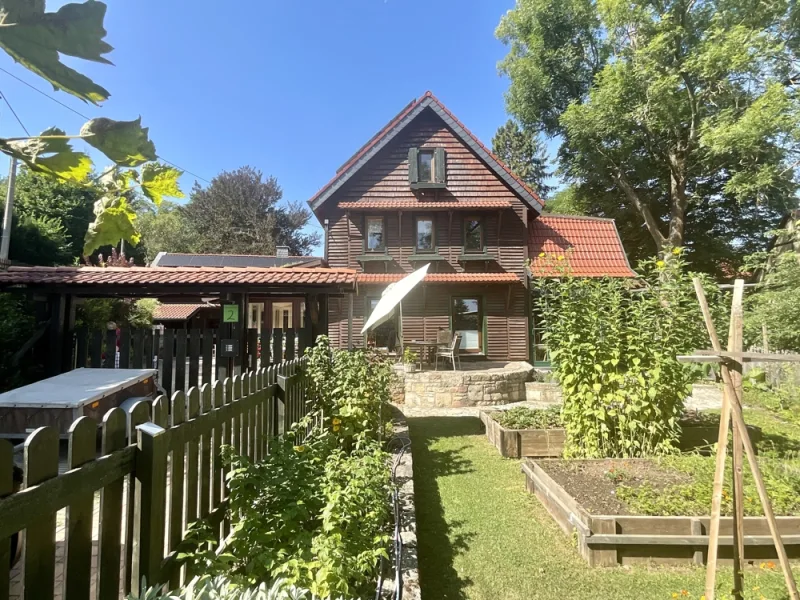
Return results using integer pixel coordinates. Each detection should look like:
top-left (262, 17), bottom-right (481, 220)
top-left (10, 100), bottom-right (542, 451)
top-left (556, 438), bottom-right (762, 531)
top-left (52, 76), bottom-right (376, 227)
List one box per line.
top-left (532, 251), bottom-right (724, 458)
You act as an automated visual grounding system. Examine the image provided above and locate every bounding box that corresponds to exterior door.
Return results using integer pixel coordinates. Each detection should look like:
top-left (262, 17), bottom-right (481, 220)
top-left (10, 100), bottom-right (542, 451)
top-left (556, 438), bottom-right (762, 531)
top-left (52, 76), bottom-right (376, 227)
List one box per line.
top-left (452, 297), bottom-right (482, 353)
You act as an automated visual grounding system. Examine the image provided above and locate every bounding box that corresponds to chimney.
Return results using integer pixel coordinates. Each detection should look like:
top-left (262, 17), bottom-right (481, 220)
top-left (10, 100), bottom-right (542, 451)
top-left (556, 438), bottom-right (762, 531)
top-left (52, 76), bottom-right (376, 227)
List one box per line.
top-left (276, 246), bottom-right (290, 258)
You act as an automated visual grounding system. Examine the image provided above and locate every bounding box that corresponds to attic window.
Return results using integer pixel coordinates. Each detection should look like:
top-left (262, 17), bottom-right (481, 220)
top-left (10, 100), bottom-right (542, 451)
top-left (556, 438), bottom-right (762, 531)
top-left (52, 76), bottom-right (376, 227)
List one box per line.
top-left (418, 150), bottom-right (434, 183)
top-left (408, 147), bottom-right (447, 189)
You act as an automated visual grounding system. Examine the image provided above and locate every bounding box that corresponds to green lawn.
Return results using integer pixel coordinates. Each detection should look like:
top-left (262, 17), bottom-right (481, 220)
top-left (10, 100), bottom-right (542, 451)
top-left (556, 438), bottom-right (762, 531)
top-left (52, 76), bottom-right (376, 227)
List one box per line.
top-left (409, 414), bottom-right (797, 600)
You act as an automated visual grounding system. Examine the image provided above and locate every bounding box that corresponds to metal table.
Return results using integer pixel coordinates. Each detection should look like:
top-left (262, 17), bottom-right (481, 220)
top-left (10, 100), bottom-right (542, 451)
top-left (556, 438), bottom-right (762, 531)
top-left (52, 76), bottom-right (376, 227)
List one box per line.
top-left (403, 340), bottom-right (440, 370)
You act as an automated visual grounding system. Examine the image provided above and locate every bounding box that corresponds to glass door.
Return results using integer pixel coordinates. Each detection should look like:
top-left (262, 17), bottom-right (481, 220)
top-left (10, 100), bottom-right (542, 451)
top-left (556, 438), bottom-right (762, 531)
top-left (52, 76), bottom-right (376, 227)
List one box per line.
top-left (452, 297), bottom-right (482, 353)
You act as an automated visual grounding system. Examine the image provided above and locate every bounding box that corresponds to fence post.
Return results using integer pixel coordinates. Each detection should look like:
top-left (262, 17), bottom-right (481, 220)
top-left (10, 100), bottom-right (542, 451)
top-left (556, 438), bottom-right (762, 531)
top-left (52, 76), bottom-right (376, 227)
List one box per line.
top-left (133, 422), bottom-right (168, 595)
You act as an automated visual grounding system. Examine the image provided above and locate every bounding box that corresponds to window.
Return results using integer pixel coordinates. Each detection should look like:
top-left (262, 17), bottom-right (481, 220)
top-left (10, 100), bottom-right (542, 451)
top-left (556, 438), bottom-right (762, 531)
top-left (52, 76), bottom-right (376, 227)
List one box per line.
top-left (418, 150), bottom-right (434, 183)
top-left (408, 147), bottom-right (447, 187)
top-left (415, 217), bottom-right (434, 251)
top-left (452, 297), bottom-right (482, 353)
top-left (464, 217), bottom-right (483, 252)
top-left (272, 302), bottom-right (292, 330)
top-left (366, 216), bottom-right (385, 252)
top-left (300, 301), bottom-right (306, 329)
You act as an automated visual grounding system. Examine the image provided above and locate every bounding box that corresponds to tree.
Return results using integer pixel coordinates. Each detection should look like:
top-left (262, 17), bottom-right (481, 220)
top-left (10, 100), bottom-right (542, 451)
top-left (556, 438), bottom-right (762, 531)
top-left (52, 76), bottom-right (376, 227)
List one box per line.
top-left (1, 169), bottom-right (99, 259)
top-left (0, 1), bottom-right (184, 254)
top-left (136, 200), bottom-right (198, 262)
top-left (184, 166), bottom-right (320, 256)
top-left (492, 119), bottom-right (552, 198)
top-left (497, 0), bottom-right (799, 273)
top-left (0, 196), bottom-right (72, 265)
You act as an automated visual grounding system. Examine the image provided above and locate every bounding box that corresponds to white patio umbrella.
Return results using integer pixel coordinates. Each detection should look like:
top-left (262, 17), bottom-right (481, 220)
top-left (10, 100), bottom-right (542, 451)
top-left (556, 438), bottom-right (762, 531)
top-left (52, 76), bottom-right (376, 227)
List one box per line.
top-left (361, 263), bottom-right (430, 339)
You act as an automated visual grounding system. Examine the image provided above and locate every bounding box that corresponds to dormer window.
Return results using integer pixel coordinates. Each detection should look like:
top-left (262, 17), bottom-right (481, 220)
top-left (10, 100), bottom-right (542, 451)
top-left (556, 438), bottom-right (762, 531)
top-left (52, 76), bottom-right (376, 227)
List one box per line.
top-left (418, 150), bottom-right (434, 183)
top-left (408, 147), bottom-right (447, 189)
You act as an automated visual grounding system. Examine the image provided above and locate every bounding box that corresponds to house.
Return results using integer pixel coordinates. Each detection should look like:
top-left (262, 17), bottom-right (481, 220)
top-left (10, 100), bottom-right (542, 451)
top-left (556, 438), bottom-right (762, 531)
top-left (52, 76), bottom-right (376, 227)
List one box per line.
top-left (309, 91), bottom-right (633, 361)
top-left (151, 250), bottom-right (325, 334)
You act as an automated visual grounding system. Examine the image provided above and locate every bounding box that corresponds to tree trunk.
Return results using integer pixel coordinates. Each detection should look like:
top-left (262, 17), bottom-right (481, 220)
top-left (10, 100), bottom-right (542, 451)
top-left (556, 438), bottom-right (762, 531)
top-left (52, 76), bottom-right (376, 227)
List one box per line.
top-left (667, 152), bottom-right (689, 249)
top-left (614, 169), bottom-right (667, 252)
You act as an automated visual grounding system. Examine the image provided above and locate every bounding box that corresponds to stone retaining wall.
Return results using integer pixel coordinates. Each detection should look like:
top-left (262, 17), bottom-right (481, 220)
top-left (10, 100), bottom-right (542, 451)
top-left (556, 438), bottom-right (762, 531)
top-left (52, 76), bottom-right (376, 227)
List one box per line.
top-left (394, 362), bottom-right (535, 407)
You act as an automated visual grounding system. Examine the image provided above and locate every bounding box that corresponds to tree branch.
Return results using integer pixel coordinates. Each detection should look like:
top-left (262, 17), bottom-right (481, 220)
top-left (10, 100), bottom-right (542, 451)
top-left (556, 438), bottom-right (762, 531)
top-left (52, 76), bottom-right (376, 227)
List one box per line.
top-left (613, 168), bottom-right (667, 250)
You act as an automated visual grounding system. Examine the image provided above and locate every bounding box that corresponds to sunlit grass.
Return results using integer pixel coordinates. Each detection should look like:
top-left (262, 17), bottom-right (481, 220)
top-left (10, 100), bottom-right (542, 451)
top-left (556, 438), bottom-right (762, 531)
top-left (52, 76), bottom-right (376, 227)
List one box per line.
top-left (409, 415), bottom-right (797, 600)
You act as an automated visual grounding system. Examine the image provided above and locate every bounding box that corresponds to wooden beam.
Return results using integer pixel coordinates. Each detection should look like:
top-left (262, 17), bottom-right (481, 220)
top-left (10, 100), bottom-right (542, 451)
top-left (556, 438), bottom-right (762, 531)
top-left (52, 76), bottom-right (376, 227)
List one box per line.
top-left (694, 278), bottom-right (800, 600)
top-left (695, 349), bottom-right (800, 362)
top-left (586, 534), bottom-right (800, 547)
top-left (694, 278), bottom-right (734, 600)
top-left (730, 279), bottom-right (745, 600)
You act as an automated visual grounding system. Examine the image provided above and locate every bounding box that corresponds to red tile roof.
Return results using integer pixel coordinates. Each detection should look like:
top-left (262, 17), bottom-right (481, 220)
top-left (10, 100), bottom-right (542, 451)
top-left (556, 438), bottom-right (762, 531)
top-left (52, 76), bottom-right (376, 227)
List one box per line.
top-left (528, 215), bottom-right (635, 277)
top-left (153, 303), bottom-right (211, 321)
top-left (357, 272), bottom-right (521, 284)
top-left (338, 200), bottom-right (512, 210)
top-left (309, 91), bottom-right (544, 211)
top-left (0, 266), bottom-right (357, 287)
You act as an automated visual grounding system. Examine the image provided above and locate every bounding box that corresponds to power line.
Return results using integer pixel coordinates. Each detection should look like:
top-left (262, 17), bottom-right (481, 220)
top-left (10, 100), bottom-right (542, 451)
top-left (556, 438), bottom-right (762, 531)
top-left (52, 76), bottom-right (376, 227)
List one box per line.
top-left (0, 89), bottom-right (30, 137)
top-left (0, 67), bottom-right (325, 236)
top-left (0, 65), bottom-right (212, 183)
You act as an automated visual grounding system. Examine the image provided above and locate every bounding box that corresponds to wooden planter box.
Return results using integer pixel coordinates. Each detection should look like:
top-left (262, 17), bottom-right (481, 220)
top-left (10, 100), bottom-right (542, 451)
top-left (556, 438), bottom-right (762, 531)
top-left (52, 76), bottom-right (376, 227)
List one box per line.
top-left (523, 459), bottom-right (800, 567)
top-left (479, 411), bottom-right (762, 459)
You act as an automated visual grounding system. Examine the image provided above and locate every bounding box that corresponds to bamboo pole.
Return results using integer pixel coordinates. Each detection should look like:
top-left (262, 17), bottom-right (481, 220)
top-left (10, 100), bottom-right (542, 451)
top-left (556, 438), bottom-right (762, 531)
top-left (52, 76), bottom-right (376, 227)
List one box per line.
top-left (694, 278), bottom-right (734, 600)
top-left (729, 280), bottom-right (745, 600)
top-left (694, 278), bottom-right (800, 600)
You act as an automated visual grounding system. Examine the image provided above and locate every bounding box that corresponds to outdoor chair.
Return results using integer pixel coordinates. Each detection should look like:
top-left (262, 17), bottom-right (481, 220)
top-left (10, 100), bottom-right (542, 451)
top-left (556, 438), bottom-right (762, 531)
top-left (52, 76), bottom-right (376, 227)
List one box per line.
top-left (436, 328), bottom-right (452, 349)
top-left (435, 333), bottom-right (462, 371)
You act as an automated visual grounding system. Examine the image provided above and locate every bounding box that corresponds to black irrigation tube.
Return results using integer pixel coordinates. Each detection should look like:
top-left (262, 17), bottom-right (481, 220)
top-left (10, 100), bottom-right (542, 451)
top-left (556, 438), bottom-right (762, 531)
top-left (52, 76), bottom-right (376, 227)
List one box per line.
top-left (376, 434), bottom-right (411, 600)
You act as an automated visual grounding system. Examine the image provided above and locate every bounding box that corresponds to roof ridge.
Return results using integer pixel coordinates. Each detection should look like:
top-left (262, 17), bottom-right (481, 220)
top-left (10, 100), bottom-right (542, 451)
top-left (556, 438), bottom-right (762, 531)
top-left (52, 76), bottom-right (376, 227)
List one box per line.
top-left (538, 213), bottom-right (616, 223)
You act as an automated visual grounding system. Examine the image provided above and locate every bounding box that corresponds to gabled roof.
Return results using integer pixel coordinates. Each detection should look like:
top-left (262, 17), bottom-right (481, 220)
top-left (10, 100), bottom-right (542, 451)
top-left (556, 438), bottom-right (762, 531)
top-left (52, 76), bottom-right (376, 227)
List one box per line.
top-left (338, 200), bottom-right (512, 210)
top-left (151, 252), bottom-right (324, 269)
top-left (357, 273), bottom-right (521, 285)
top-left (528, 214), bottom-right (635, 278)
top-left (309, 91), bottom-right (544, 214)
top-left (153, 303), bottom-right (212, 321)
top-left (0, 266), bottom-right (357, 287)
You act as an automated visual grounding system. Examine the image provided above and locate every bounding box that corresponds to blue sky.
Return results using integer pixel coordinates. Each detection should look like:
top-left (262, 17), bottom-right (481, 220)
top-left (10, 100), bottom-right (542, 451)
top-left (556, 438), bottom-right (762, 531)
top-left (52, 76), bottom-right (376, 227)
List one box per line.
top-left (0, 0), bottom-right (556, 254)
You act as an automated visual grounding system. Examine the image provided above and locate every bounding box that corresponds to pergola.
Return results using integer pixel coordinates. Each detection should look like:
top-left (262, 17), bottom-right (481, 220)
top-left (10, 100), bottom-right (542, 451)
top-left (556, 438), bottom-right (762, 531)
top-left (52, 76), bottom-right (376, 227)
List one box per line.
top-left (0, 265), bottom-right (356, 376)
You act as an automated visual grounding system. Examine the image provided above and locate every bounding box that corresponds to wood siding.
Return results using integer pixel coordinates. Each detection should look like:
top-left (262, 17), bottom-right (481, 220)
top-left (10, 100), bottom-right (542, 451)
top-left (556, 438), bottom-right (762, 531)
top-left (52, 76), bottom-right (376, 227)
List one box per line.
top-left (317, 107), bottom-right (531, 360)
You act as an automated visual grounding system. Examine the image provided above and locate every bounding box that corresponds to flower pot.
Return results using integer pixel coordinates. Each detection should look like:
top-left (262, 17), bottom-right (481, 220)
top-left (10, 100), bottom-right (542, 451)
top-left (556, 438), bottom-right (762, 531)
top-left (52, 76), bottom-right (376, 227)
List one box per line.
top-left (404, 363), bottom-right (417, 373)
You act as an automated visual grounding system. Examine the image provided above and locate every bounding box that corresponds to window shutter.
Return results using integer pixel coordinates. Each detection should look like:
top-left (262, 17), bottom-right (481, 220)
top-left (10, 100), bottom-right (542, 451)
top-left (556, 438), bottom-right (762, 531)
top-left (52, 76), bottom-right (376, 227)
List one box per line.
top-left (408, 147), bottom-right (419, 184)
top-left (434, 147), bottom-right (447, 184)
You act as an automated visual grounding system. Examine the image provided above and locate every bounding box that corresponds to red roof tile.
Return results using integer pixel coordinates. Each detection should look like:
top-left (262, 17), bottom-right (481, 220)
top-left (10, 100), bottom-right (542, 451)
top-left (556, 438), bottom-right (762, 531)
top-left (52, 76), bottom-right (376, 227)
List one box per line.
top-left (528, 215), bottom-right (635, 277)
top-left (0, 266), bottom-right (357, 287)
top-left (309, 91), bottom-right (544, 211)
top-left (338, 200), bottom-right (512, 210)
top-left (357, 272), bottom-right (521, 284)
top-left (153, 303), bottom-right (210, 321)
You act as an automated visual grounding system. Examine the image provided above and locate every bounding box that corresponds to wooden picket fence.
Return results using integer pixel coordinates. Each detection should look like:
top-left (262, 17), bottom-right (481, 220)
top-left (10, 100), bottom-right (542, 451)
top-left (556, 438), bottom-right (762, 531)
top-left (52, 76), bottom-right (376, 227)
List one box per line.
top-left (71, 327), bottom-right (311, 396)
top-left (0, 358), bottom-right (310, 600)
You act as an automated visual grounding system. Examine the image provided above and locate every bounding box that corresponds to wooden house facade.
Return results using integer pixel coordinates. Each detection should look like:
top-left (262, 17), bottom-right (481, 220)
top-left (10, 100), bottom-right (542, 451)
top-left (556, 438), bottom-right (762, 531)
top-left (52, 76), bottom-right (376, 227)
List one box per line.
top-left (309, 92), bottom-right (634, 361)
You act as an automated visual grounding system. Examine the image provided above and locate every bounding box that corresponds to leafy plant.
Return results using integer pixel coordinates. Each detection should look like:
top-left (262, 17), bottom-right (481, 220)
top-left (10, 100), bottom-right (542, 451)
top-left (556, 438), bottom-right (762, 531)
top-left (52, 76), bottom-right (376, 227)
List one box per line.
top-left (615, 456), bottom-right (800, 517)
top-left (744, 248), bottom-right (800, 352)
top-left (493, 406), bottom-right (562, 430)
top-left (402, 348), bottom-right (418, 365)
top-left (532, 251), bottom-right (723, 457)
top-left (126, 575), bottom-right (318, 600)
top-left (0, 1), bottom-right (184, 253)
top-left (177, 338), bottom-right (394, 599)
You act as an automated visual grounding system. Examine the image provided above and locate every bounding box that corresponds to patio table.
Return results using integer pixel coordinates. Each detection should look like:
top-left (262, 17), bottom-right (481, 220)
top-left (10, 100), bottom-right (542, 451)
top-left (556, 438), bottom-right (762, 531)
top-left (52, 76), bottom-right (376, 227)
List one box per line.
top-left (403, 340), bottom-right (440, 370)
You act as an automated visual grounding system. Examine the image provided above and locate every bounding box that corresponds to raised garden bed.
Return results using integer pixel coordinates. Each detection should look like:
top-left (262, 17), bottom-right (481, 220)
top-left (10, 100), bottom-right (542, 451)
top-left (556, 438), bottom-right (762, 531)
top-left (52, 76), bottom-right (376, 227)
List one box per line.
top-left (522, 457), bottom-right (800, 567)
top-left (479, 408), bottom-right (762, 459)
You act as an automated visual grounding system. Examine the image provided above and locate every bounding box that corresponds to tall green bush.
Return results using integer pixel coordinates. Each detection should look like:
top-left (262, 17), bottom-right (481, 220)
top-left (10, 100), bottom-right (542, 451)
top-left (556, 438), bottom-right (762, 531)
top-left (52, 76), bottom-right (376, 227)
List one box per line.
top-left (180, 338), bottom-right (394, 599)
top-left (534, 252), bottom-right (720, 457)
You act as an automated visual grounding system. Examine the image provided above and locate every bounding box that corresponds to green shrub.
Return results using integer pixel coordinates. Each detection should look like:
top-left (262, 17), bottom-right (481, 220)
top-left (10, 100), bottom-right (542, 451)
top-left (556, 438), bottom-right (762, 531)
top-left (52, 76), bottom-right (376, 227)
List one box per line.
top-left (178, 338), bottom-right (394, 599)
top-left (127, 575), bottom-right (316, 599)
top-left (533, 252), bottom-right (723, 458)
top-left (493, 406), bottom-right (563, 429)
top-left (616, 456), bottom-right (800, 516)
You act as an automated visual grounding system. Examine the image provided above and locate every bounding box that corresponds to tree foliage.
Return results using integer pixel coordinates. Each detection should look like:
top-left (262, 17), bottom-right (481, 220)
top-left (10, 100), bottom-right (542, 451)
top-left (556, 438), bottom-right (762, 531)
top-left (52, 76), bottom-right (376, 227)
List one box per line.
top-left (533, 251), bottom-right (722, 457)
top-left (184, 167), bottom-right (320, 256)
top-left (492, 119), bottom-right (552, 198)
top-left (135, 200), bottom-right (198, 262)
top-left (0, 1), bottom-right (184, 254)
top-left (498, 0), bottom-right (799, 274)
top-left (745, 251), bottom-right (800, 352)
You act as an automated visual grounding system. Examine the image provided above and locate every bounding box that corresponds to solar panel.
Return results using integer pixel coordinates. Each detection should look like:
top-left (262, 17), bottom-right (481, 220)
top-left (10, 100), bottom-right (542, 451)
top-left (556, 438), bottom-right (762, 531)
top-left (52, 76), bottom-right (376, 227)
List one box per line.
top-left (154, 253), bottom-right (320, 269)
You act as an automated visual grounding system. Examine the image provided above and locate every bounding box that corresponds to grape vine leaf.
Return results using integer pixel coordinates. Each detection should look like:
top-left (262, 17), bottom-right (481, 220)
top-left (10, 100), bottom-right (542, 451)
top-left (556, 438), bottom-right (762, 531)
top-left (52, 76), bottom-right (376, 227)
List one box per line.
top-left (0, 127), bottom-right (92, 181)
top-left (0, 0), bottom-right (113, 104)
top-left (140, 163), bottom-right (184, 206)
top-left (84, 195), bottom-right (139, 254)
top-left (81, 117), bottom-right (157, 167)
